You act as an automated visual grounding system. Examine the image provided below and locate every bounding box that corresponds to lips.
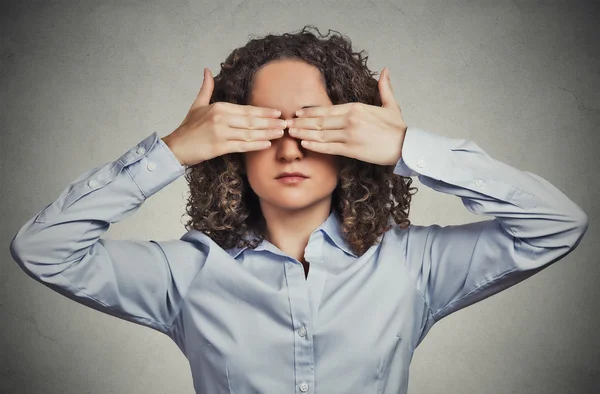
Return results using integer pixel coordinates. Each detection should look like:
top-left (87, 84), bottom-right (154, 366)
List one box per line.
top-left (276, 172), bottom-right (308, 179)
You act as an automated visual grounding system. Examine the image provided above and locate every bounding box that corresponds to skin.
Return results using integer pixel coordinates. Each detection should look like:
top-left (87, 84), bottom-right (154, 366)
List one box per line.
top-left (243, 59), bottom-right (340, 278)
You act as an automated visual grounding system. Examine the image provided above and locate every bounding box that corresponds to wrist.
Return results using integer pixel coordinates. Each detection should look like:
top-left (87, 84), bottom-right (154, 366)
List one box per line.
top-left (161, 135), bottom-right (186, 166)
top-left (397, 125), bottom-right (407, 162)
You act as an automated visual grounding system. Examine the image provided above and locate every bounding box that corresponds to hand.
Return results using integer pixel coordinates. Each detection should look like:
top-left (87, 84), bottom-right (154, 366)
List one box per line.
top-left (162, 68), bottom-right (287, 167)
top-left (286, 67), bottom-right (407, 166)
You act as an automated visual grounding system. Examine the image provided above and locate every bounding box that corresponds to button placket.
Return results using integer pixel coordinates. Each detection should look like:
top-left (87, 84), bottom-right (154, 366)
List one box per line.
top-left (283, 257), bottom-right (315, 393)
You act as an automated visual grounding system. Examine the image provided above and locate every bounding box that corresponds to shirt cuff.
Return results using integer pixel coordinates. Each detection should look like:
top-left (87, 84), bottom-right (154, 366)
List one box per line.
top-left (122, 132), bottom-right (186, 199)
top-left (393, 126), bottom-right (452, 179)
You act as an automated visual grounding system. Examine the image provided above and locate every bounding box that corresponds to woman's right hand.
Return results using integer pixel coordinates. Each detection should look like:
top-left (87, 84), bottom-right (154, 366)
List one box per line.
top-left (161, 68), bottom-right (287, 167)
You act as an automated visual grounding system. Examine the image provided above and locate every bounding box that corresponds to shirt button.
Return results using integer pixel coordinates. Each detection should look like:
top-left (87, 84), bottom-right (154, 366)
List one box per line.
top-left (87, 179), bottom-right (98, 188)
top-left (299, 382), bottom-right (309, 392)
top-left (298, 326), bottom-right (307, 338)
top-left (136, 147), bottom-right (146, 155)
top-left (147, 162), bottom-right (156, 171)
top-left (475, 179), bottom-right (484, 187)
top-left (417, 157), bottom-right (426, 168)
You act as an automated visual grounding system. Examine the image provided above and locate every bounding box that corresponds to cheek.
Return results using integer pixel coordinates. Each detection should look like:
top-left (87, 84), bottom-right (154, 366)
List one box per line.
top-left (244, 153), bottom-right (267, 178)
top-left (325, 156), bottom-right (341, 174)
top-left (317, 159), bottom-right (340, 185)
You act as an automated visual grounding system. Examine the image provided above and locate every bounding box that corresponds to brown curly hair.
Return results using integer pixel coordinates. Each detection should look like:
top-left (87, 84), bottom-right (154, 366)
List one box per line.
top-left (183, 25), bottom-right (418, 257)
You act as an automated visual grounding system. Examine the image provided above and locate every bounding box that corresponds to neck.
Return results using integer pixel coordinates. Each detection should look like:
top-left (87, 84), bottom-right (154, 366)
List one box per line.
top-left (261, 198), bottom-right (332, 262)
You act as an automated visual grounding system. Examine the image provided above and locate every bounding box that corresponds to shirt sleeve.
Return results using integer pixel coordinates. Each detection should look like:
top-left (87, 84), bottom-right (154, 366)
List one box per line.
top-left (9, 132), bottom-right (205, 335)
top-left (392, 127), bottom-right (589, 346)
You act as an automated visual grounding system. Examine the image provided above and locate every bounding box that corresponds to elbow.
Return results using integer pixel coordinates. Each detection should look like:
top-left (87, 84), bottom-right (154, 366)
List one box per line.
top-left (10, 234), bottom-right (30, 275)
top-left (10, 235), bottom-right (57, 287)
top-left (9, 215), bottom-right (42, 273)
top-left (9, 233), bottom-right (33, 274)
top-left (569, 207), bottom-right (589, 250)
top-left (9, 232), bottom-right (48, 279)
top-left (576, 211), bottom-right (589, 240)
top-left (10, 234), bottom-right (58, 283)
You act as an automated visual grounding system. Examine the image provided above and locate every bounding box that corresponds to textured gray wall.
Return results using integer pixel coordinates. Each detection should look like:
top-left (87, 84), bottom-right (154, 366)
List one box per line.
top-left (1, 0), bottom-right (599, 393)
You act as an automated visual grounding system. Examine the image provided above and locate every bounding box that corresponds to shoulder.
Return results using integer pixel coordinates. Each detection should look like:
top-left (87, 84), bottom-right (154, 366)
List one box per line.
top-left (152, 230), bottom-right (227, 271)
top-left (384, 222), bottom-right (436, 250)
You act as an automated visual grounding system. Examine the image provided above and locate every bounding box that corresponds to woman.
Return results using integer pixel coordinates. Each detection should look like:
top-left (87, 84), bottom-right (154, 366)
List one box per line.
top-left (10, 25), bottom-right (588, 394)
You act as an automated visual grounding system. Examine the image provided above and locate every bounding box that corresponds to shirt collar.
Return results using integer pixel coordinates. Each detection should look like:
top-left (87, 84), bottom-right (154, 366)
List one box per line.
top-left (226, 210), bottom-right (357, 259)
top-left (319, 209), bottom-right (357, 257)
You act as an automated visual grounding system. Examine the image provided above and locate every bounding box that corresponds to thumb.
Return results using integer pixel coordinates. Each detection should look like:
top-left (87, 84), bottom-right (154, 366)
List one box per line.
top-left (191, 68), bottom-right (214, 109)
top-left (379, 67), bottom-right (400, 112)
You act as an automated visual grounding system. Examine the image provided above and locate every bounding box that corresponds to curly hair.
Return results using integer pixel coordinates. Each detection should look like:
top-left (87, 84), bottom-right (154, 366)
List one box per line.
top-left (183, 25), bottom-right (418, 257)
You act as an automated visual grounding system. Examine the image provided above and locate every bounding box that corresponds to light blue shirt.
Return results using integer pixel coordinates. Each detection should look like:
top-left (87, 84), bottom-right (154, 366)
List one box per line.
top-left (10, 127), bottom-right (588, 394)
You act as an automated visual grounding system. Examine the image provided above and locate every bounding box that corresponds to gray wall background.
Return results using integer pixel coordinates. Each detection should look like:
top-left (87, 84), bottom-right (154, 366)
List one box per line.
top-left (1, 0), bottom-right (599, 393)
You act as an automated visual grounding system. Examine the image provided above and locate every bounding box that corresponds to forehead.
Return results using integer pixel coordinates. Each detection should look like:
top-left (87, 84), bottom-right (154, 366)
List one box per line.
top-left (249, 59), bottom-right (331, 112)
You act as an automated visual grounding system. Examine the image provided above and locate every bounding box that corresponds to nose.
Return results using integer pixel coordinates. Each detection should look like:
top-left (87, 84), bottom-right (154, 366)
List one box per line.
top-left (276, 124), bottom-right (305, 162)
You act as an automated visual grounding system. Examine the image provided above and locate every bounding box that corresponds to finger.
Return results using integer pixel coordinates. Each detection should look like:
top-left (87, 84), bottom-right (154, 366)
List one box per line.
top-left (295, 103), bottom-right (352, 118)
top-left (300, 140), bottom-right (347, 156)
top-left (288, 113), bottom-right (347, 131)
top-left (227, 127), bottom-right (285, 142)
top-left (227, 114), bottom-right (288, 130)
top-left (379, 67), bottom-right (401, 112)
top-left (289, 128), bottom-right (347, 143)
top-left (228, 140), bottom-right (274, 153)
top-left (191, 68), bottom-right (214, 109)
top-left (222, 102), bottom-right (282, 118)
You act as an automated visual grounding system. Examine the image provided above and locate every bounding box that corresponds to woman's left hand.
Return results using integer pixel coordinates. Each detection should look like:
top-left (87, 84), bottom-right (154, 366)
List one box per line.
top-left (286, 67), bottom-right (407, 166)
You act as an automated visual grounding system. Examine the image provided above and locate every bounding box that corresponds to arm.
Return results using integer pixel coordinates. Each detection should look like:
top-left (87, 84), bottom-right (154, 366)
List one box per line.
top-left (392, 127), bottom-right (589, 346)
top-left (9, 132), bottom-right (205, 335)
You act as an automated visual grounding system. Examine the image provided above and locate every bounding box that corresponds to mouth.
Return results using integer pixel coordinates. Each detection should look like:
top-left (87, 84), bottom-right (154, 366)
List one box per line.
top-left (276, 176), bottom-right (308, 184)
top-left (275, 172), bottom-right (308, 179)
